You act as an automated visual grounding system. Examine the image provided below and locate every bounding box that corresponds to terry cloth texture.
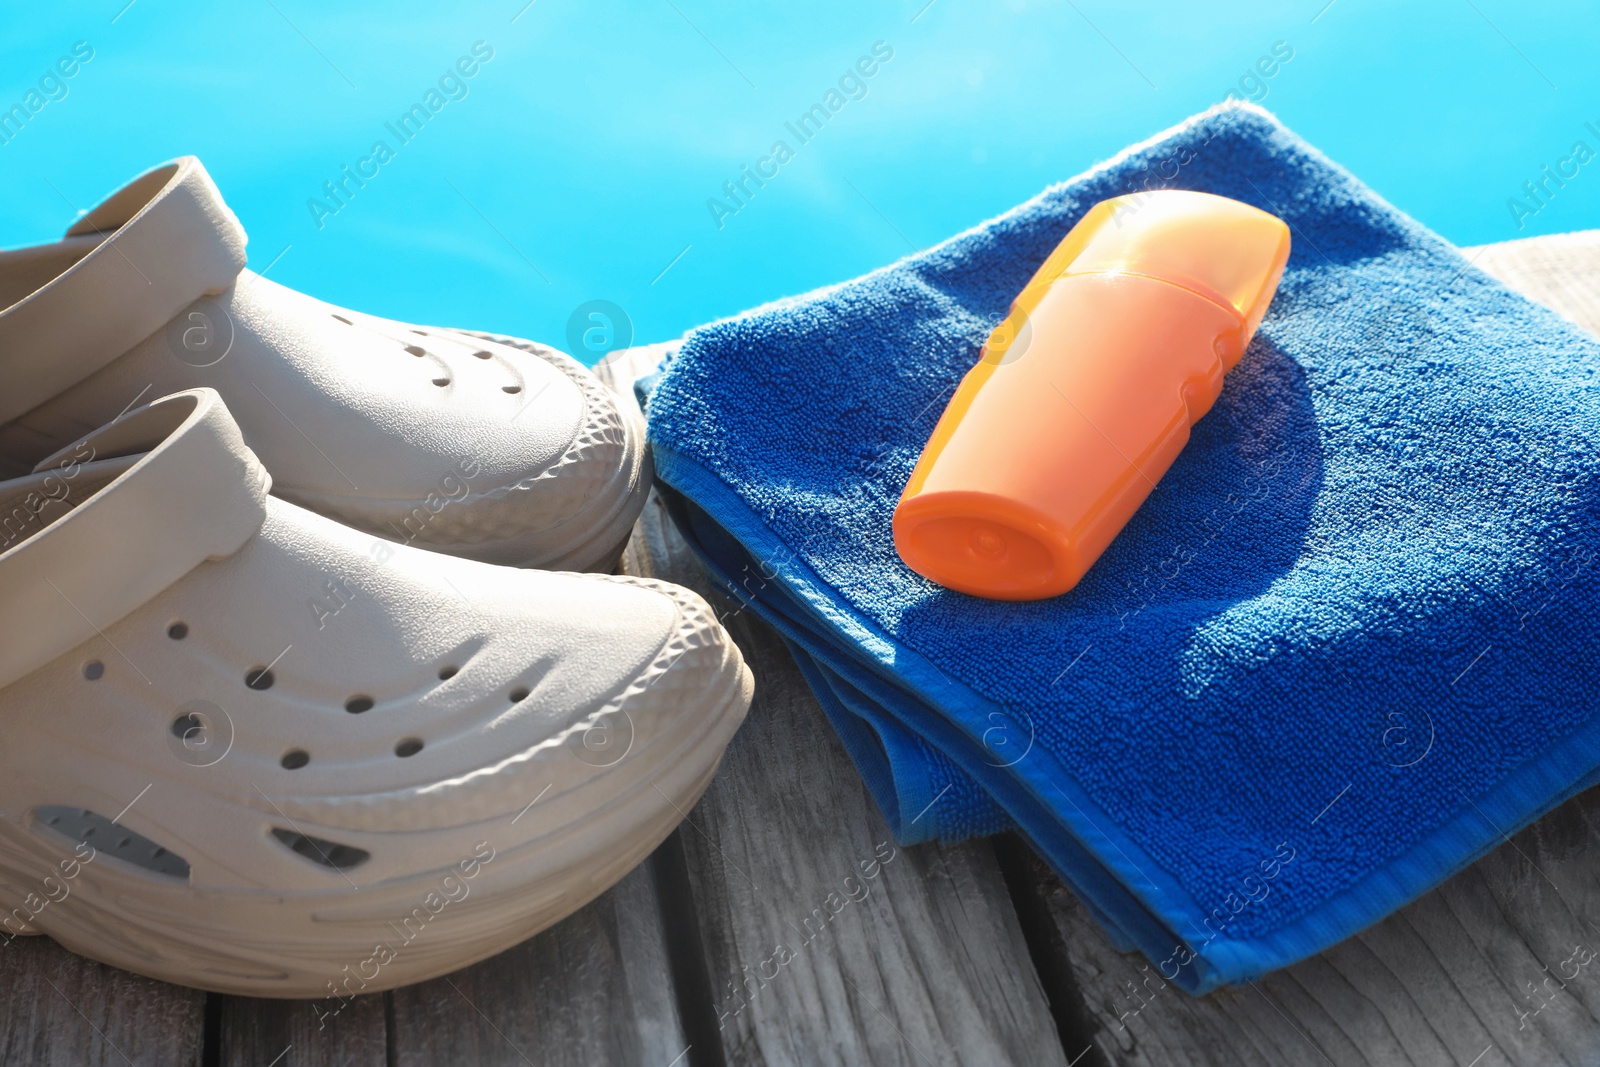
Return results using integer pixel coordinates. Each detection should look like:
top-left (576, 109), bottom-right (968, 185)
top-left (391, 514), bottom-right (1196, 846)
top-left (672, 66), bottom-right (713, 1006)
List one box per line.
top-left (644, 101), bottom-right (1600, 993)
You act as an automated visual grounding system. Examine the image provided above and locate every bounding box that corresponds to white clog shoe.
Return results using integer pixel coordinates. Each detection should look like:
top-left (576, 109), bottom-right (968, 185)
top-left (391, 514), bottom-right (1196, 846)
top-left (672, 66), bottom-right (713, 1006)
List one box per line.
top-left (0, 158), bottom-right (647, 571)
top-left (0, 388), bottom-right (750, 996)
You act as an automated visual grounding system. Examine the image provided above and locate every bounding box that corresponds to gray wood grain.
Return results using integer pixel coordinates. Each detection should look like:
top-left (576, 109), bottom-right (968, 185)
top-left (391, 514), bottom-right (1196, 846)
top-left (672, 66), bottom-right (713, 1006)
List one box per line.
top-left (389, 855), bottom-right (687, 1067)
top-left (0, 935), bottom-right (204, 1066)
top-left (219, 990), bottom-right (387, 1067)
top-left (601, 345), bottom-right (1070, 1067)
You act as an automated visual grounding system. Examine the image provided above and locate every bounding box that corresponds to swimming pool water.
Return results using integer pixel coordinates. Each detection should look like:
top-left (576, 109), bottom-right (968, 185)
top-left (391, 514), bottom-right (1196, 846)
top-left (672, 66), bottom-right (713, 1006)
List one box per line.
top-left (2, 0), bottom-right (1595, 363)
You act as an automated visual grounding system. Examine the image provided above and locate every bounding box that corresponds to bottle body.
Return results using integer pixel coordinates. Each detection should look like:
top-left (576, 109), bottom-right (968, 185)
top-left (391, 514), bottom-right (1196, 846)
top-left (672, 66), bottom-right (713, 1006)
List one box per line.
top-left (893, 191), bottom-right (1290, 600)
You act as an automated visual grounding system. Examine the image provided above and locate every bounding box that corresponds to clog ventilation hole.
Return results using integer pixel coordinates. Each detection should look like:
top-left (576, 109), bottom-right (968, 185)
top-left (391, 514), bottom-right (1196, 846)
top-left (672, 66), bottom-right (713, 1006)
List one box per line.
top-left (34, 806), bottom-right (190, 879)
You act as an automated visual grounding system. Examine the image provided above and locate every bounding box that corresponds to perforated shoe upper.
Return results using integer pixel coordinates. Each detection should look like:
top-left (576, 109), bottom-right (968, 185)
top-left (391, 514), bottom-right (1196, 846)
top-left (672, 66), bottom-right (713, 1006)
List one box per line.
top-left (0, 390), bottom-right (746, 899)
top-left (0, 158), bottom-right (648, 571)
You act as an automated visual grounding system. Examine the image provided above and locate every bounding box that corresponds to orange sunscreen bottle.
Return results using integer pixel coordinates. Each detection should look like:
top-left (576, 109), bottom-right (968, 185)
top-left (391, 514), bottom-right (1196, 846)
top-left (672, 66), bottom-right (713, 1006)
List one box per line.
top-left (893, 190), bottom-right (1291, 600)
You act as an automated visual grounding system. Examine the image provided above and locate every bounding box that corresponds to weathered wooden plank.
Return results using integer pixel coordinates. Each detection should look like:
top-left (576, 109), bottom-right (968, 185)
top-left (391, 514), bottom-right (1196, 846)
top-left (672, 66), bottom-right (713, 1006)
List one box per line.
top-left (388, 835), bottom-right (688, 1067)
top-left (218, 989), bottom-right (387, 1067)
top-left (994, 230), bottom-right (1600, 1067)
top-left (0, 935), bottom-right (204, 1067)
top-left (1468, 230), bottom-right (1600, 338)
top-left (216, 737), bottom-right (687, 1067)
top-left (599, 344), bottom-right (1070, 1067)
top-left (221, 856), bottom-right (685, 1067)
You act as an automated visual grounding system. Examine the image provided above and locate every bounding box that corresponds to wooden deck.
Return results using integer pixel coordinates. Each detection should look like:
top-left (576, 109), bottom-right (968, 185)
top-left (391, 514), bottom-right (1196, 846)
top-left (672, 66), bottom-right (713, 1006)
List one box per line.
top-left (4, 230), bottom-right (1599, 1066)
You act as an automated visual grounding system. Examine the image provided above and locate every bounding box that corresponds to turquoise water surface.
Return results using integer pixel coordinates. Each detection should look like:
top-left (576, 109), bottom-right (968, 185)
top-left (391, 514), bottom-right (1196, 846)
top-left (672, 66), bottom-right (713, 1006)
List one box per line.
top-left (3, 1), bottom-right (1597, 362)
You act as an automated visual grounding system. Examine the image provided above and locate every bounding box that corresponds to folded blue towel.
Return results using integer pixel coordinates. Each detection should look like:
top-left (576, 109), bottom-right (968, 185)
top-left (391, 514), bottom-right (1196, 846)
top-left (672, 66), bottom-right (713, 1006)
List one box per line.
top-left (645, 102), bottom-right (1600, 992)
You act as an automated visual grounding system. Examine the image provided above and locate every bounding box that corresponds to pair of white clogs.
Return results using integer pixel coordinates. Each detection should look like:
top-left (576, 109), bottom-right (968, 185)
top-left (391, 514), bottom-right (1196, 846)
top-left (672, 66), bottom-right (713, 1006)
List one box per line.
top-left (0, 159), bottom-right (751, 997)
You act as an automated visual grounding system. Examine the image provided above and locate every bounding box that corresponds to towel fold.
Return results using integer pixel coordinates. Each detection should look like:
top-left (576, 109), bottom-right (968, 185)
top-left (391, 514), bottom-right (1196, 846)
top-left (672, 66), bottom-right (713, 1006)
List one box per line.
top-left (645, 101), bottom-right (1600, 992)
